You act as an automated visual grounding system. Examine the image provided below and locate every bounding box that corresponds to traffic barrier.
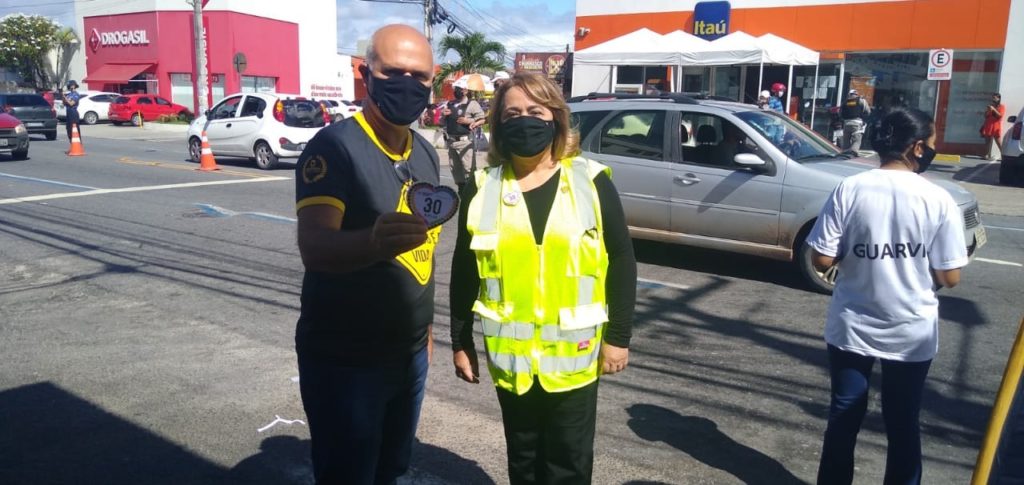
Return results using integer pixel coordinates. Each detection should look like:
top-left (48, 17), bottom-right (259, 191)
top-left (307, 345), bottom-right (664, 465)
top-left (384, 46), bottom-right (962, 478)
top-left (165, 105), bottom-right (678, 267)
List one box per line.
top-left (66, 123), bottom-right (85, 157)
top-left (972, 317), bottom-right (1024, 484)
top-left (197, 131), bottom-right (219, 171)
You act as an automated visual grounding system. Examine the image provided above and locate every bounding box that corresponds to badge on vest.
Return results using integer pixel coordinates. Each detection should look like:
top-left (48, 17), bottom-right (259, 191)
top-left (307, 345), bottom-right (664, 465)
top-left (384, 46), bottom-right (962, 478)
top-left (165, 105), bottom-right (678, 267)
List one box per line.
top-left (502, 190), bottom-right (520, 206)
top-left (407, 182), bottom-right (459, 228)
top-left (577, 339), bottom-right (591, 352)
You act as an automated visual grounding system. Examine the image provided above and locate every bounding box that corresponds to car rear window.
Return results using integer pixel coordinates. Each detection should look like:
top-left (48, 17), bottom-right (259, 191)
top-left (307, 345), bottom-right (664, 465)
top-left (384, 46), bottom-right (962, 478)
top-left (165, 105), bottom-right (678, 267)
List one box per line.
top-left (3, 94), bottom-right (49, 106)
top-left (281, 100), bottom-right (325, 128)
top-left (114, 96), bottom-right (130, 104)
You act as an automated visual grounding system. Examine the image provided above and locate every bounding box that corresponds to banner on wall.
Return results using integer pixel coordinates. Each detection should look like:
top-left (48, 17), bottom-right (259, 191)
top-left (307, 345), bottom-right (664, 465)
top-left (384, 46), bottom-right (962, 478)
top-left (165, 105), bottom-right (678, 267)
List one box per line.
top-left (515, 52), bottom-right (568, 81)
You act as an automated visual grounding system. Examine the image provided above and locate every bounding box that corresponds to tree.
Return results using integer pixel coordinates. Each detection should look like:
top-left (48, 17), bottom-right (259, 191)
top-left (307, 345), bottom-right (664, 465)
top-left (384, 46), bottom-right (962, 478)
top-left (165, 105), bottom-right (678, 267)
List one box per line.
top-left (0, 14), bottom-right (60, 89)
top-left (434, 32), bottom-right (507, 95)
top-left (47, 27), bottom-right (80, 89)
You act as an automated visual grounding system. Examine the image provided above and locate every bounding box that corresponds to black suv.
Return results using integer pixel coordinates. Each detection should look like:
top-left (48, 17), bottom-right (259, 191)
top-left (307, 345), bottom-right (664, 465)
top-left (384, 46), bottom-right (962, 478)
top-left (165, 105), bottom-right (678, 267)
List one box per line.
top-left (0, 93), bottom-right (58, 140)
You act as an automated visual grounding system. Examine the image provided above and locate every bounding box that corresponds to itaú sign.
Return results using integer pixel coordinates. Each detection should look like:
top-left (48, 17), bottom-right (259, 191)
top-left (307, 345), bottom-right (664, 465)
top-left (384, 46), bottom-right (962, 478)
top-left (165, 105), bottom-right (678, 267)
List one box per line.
top-left (88, 28), bottom-right (151, 51)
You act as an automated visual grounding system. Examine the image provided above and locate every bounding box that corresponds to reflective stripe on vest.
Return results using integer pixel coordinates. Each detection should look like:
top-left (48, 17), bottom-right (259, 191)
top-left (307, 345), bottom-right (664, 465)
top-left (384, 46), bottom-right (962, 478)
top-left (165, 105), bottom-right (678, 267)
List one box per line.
top-left (480, 317), bottom-right (601, 343)
top-left (488, 349), bottom-right (601, 375)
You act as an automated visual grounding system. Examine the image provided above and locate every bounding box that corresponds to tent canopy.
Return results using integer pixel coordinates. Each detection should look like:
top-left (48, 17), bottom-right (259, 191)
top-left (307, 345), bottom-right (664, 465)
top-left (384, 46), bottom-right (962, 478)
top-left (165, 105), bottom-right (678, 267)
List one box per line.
top-left (573, 28), bottom-right (819, 67)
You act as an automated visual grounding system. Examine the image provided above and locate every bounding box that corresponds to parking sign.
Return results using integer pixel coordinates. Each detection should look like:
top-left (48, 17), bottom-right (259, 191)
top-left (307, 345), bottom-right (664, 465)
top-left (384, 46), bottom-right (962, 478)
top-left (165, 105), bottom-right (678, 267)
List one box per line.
top-left (928, 49), bottom-right (953, 80)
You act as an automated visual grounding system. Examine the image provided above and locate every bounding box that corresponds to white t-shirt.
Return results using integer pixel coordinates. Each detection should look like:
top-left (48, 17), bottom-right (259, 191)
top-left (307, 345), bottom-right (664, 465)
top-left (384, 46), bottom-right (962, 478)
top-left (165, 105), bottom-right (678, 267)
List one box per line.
top-left (807, 169), bottom-right (968, 362)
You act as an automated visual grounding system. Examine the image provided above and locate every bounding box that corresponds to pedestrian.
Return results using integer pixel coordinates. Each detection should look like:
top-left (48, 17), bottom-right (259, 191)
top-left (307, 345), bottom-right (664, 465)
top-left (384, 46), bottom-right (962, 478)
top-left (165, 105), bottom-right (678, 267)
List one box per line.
top-left (980, 92), bottom-right (1005, 160)
top-left (444, 86), bottom-right (486, 190)
top-left (757, 90), bottom-right (771, 110)
top-left (806, 106), bottom-right (968, 485)
top-left (293, 24), bottom-right (440, 485)
top-left (449, 71), bottom-right (638, 484)
top-left (60, 80), bottom-right (82, 142)
top-left (768, 83), bottom-right (786, 113)
top-left (493, 70), bottom-right (511, 91)
top-left (841, 89), bottom-right (872, 152)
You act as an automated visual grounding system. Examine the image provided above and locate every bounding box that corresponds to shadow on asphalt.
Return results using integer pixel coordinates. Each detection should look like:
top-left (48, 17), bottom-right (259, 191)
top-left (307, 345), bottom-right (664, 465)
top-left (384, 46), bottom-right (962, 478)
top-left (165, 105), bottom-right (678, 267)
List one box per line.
top-left (187, 155), bottom-right (298, 172)
top-left (627, 404), bottom-right (807, 485)
top-left (631, 239), bottom-right (810, 292)
top-left (949, 160), bottom-right (1001, 187)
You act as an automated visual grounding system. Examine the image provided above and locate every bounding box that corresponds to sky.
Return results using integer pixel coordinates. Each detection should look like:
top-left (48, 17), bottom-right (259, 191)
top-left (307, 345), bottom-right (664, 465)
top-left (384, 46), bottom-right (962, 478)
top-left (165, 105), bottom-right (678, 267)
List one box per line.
top-left (0, 0), bottom-right (577, 63)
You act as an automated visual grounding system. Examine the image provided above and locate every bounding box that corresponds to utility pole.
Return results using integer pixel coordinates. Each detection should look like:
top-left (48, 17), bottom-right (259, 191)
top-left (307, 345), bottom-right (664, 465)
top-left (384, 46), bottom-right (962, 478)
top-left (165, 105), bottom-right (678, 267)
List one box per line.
top-left (190, 0), bottom-right (208, 116)
top-left (423, 0), bottom-right (434, 46)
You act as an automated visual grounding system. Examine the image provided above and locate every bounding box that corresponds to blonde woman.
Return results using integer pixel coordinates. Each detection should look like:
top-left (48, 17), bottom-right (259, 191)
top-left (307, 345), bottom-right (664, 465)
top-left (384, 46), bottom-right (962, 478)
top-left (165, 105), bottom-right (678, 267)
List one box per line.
top-left (449, 72), bottom-right (637, 484)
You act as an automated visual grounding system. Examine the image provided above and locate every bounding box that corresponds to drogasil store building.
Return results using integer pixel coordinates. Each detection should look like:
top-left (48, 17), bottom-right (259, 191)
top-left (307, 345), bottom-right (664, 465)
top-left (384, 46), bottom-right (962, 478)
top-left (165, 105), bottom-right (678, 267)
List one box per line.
top-left (572, 0), bottom-right (1023, 154)
top-left (66, 0), bottom-right (355, 115)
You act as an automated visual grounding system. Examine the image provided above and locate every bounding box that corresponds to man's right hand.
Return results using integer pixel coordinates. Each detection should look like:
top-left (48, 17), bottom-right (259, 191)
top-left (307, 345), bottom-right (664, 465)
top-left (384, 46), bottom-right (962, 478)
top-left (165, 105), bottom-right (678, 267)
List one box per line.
top-left (370, 212), bottom-right (428, 260)
top-left (453, 349), bottom-right (480, 383)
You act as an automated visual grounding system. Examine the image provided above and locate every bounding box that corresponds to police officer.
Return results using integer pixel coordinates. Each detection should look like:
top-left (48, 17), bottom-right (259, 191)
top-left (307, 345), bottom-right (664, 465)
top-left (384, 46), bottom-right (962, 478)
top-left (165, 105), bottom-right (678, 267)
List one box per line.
top-left (443, 86), bottom-right (485, 189)
top-left (841, 89), bottom-right (872, 152)
top-left (60, 80), bottom-right (82, 141)
top-left (294, 24), bottom-right (440, 485)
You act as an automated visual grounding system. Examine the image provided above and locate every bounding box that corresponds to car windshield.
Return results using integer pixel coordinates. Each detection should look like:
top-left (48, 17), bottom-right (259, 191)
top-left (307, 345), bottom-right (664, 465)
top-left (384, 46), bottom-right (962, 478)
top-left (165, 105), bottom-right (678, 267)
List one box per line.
top-left (4, 95), bottom-right (49, 106)
top-left (734, 110), bottom-right (844, 161)
top-left (281, 99), bottom-right (326, 128)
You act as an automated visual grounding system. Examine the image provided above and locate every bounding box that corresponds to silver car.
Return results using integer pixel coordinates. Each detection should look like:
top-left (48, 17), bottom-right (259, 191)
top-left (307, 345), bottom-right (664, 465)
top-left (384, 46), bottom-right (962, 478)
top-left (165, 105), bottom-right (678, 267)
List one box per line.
top-left (569, 94), bottom-right (986, 293)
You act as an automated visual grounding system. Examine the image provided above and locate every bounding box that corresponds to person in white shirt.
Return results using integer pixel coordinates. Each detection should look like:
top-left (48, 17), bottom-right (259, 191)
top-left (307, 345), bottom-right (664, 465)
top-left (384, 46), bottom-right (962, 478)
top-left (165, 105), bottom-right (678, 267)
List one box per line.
top-left (806, 106), bottom-right (968, 485)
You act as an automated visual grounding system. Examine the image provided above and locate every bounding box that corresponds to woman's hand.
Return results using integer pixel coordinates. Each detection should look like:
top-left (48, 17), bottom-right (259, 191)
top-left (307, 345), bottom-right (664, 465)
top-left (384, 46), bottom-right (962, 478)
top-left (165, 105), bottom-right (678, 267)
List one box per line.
top-left (600, 343), bottom-right (629, 375)
top-left (453, 349), bottom-right (480, 383)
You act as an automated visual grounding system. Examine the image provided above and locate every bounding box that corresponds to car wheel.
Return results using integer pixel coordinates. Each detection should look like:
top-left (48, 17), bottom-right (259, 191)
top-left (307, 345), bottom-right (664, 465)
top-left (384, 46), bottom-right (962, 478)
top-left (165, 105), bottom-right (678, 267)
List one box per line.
top-left (83, 111), bottom-right (99, 125)
top-left (131, 113), bottom-right (142, 126)
top-left (12, 148), bottom-right (28, 160)
top-left (188, 136), bottom-right (202, 163)
top-left (45, 131), bottom-right (57, 141)
top-left (253, 141), bottom-right (278, 170)
top-left (797, 239), bottom-right (836, 295)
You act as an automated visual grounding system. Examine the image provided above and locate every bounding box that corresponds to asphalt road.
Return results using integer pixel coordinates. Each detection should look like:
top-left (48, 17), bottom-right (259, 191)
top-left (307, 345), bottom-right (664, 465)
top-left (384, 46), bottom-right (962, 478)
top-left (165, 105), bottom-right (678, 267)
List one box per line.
top-left (1, 129), bottom-right (1022, 484)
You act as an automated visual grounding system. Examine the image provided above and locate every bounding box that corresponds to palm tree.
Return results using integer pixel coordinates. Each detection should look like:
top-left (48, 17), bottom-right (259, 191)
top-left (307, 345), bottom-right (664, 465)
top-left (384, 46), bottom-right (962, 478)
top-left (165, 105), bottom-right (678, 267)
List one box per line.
top-left (47, 27), bottom-right (79, 88)
top-left (434, 32), bottom-right (507, 95)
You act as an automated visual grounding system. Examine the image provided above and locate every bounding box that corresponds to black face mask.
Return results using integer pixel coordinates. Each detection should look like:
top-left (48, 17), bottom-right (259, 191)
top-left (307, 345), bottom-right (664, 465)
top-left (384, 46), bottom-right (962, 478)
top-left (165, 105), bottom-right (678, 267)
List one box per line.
top-left (914, 144), bottom-right (936, 174)
top-left (367, 73), bottom-right (431, 126)
top-left (501, 116), bottom-right (555, 158)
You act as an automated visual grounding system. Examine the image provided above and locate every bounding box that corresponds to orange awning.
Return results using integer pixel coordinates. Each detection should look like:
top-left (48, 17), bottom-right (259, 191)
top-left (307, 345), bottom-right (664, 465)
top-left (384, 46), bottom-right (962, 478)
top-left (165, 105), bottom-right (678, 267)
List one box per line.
top-left (84, 63), bottom-right (155, 83)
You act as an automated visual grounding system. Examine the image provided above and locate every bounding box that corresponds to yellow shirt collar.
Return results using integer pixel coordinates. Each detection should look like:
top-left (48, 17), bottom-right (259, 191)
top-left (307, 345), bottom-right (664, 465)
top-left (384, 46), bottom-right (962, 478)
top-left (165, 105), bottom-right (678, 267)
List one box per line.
top-left (353, 111), bottom-right (413, 161)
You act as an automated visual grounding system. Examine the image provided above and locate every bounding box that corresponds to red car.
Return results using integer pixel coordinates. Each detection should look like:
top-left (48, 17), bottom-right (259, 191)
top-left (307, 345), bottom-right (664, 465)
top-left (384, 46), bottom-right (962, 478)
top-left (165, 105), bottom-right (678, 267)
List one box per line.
top-left (108, 94), bottom-right (190, 126)
top-left (0, 112), bottom-right (30, 160)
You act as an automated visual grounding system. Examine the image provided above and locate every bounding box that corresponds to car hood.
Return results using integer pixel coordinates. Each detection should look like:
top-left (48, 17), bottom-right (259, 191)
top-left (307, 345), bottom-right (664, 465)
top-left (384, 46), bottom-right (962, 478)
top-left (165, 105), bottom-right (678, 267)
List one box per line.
top-left (801, 156), bottom-right (977, 206)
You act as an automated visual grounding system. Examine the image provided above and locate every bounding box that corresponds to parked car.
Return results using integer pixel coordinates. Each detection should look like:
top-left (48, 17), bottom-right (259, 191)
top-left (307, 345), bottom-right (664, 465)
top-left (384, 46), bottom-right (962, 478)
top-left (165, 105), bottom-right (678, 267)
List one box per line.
top-left (0, 112), bottom-right (30, 159)
top-left (0, 93), bottom-right (58, 140)
top-left (999, 107), bottom-right (1023, 187)
top-left (568, 93), bottom-right (987, 293)
top-left (109, 94), bottom-right (191, 126)
top-left (318, 99), bottom-right (362, 122)
top-left (55, 91), bottom-right (121, 125)
top-left (187, 93), bottom-right (330, 170)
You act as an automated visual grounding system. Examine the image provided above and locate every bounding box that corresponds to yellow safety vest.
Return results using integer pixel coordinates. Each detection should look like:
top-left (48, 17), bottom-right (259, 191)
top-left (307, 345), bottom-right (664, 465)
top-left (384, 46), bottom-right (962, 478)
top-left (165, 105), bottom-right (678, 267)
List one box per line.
top-left (467, 156), bottom-right (611, 395)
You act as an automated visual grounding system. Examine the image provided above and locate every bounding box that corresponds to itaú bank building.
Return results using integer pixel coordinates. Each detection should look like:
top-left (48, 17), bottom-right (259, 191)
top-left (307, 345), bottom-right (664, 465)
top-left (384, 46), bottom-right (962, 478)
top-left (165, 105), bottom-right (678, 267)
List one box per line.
top-left (572, 0), bottom-right (1023, 155)
top-left (67, 0), bottom-right (354, 115)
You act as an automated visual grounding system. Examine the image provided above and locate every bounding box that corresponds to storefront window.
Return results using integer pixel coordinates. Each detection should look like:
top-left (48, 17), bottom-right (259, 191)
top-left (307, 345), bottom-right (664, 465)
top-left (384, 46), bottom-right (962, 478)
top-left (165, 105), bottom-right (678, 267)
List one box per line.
top-left (170, 73), bottom-right (193, 109)
top-left (712, 66), bottom-right (740, 101)
top-left (615, 65), bottom-right (670, 94)
top-left (241, 76), bottom-right (277, 94)
top-left (943, 51), bottom-right (1002, 145)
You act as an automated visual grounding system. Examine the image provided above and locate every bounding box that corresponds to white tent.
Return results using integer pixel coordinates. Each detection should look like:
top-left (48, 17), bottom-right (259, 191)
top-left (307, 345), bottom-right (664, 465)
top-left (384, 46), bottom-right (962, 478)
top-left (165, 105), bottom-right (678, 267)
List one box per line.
top-left (692, 31), bottom-right (763, 65)
top-left (757, 33), bottom-right (820, 66)
top-left (661, 30), bottom-right (711, 65)
top-left (574, 28), bottom-right (679, 65)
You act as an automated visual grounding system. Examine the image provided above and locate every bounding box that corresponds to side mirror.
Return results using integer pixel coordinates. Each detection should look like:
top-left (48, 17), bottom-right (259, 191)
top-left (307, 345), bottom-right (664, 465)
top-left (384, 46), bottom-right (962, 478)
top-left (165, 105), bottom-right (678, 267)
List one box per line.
top-left (204, 109), bottom-right (211, 118)
top-left (256, 111), bottom-right (263, 119)
top-left (1009, 116), bottom-right (1018, 123)
top-left (734, 153), bottom-right (767, 168)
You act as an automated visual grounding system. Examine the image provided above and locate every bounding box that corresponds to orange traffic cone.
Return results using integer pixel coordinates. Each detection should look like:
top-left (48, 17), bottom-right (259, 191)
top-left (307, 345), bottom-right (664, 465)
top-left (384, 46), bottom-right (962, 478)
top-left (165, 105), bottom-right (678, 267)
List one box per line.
top-left (67, 123), bottom-right (85, 156)
top-left (197, 130), bottom-right (219, 171)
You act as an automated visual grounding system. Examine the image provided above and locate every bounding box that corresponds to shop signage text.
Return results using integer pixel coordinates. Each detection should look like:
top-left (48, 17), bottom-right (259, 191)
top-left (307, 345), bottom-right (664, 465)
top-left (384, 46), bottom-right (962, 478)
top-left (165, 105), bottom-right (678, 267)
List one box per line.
top-left (693, 1), bottom-right (731, 41)
top-left (89, 28), bottom-right (150, 52)
top-left (515, 52), bottom-right (567, 80)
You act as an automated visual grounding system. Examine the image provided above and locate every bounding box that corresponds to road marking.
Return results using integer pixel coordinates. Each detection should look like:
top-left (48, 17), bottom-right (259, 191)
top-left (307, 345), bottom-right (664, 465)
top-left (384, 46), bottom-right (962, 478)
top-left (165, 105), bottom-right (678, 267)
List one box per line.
top-left (637, 277), bottom-right (691, 291)
top-left (0, 177), bottom-right (290, 205)
top-left (117, 157), bottom-right (287, 179)
top-left (986, 225), bottom-right (1024, 233)
top-left (963, 161), bottom-right (998, 183)
top-left (976, 258), bottom-right (1023, 267)
top-left (257, 415), bottom-right (306, 433)
top-left (195, 203), bottom-right (297, 223)
top-left (0, 172), bottom-right (98, 190)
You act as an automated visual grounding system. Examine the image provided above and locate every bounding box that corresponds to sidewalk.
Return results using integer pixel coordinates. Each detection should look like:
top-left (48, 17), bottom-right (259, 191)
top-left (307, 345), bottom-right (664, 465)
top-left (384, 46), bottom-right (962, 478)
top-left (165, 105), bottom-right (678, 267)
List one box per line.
top-left (75, 121), bottom-right (189, 142)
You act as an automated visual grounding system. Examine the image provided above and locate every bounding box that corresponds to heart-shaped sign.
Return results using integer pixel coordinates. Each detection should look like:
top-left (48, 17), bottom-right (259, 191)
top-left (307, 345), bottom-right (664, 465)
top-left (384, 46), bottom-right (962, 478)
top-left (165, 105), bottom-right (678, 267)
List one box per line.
top-left (407, 182), bottom-right (460, 228)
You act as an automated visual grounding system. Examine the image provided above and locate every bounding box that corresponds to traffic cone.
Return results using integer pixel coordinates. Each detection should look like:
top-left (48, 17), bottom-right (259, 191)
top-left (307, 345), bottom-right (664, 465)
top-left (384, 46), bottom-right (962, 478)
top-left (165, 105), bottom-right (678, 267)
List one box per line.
top-left (197, 131), bottom-right (219, 171)
top-left (67, 123), bottom-right (85, 157)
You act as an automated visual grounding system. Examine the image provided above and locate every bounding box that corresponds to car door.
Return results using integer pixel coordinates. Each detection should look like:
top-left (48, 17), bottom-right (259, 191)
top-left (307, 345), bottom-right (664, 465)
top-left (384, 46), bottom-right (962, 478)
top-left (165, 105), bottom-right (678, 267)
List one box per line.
top-left (89, 94), bottom-right (117, 121)
top-left (229, 95), bottom-right (266, 154)
top-left (669, 111), bottom-right (783, 245)
top-left (203, 96), bottom-right (243, 156)
top-left (584, 109), bottom-right (672, 232)
top-left (154, 96), bottom-right (178, 118)
top-left (134, 96), bottom-right (154, 120)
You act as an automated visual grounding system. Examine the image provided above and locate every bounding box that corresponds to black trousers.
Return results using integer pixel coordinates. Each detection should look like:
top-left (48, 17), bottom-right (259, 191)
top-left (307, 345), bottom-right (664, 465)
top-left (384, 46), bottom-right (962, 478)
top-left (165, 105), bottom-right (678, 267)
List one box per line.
top-left (496, 378), bottom-right (599, 485)
top-left (66, 111), bottom-right (80, 140)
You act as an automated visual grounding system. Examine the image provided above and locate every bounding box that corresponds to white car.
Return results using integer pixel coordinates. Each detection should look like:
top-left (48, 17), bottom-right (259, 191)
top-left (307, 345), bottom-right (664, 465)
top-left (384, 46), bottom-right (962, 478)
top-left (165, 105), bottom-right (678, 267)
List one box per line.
top-left (318, 98), bottom-right (362, 122)
top-left (999, 106), bottom-right (1023, 186)
top-left (187, 93), bottom-right (330, 170)
top-left (54, 91), bottom-right (120, 125)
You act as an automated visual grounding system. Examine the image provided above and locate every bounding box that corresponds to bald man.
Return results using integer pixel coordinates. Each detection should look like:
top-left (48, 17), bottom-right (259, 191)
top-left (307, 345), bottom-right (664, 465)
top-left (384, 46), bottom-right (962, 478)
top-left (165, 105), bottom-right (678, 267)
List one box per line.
top-left (294, 24), bottom-right (440, 484)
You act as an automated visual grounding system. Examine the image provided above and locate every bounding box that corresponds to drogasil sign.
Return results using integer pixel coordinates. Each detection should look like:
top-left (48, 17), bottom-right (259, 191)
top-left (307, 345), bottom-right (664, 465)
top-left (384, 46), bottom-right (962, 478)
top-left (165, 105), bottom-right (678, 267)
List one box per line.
top-left (88, 28), bottom-right (151, 52)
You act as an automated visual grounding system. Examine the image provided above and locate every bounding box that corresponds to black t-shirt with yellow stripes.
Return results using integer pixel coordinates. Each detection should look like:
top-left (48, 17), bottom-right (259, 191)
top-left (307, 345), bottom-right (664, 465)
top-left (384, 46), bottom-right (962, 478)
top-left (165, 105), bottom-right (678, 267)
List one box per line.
top-left (295, 113), bottom-right (441, 365)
